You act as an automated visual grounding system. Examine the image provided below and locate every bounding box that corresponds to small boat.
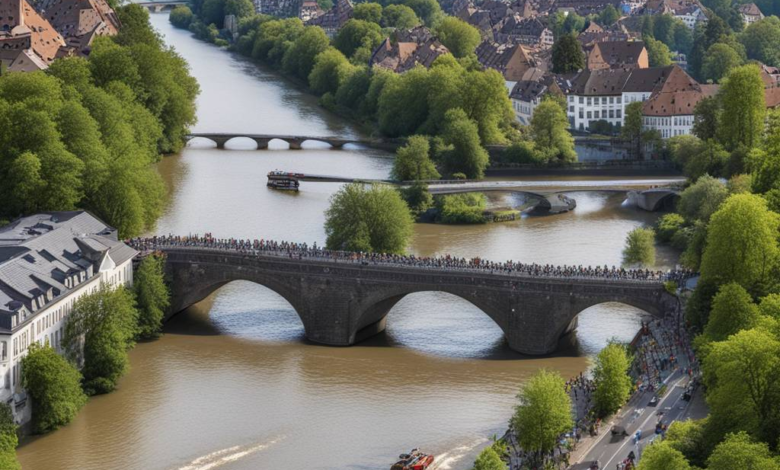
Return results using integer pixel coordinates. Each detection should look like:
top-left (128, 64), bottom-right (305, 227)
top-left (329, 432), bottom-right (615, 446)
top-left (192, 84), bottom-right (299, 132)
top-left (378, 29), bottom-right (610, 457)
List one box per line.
top-left (390, 449), bottom-right (435, 470)
top-left (266, 178), bottom-right (300, 191)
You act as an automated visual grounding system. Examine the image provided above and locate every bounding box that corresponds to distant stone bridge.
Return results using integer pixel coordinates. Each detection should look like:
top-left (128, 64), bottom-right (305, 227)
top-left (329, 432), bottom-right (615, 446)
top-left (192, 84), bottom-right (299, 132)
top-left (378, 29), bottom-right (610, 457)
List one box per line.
top-left (157, 247), bottom-right (677, 355)
top-left (135, 0), bottom-right (187, 12)
top-left (185, 133), bottom-right (400, 151)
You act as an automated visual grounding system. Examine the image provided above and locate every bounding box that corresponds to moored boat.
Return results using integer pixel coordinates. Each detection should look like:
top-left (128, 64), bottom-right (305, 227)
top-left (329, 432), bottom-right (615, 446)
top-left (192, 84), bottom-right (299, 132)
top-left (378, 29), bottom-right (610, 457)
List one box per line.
top-left (390, 449), bottom-right (435, 470)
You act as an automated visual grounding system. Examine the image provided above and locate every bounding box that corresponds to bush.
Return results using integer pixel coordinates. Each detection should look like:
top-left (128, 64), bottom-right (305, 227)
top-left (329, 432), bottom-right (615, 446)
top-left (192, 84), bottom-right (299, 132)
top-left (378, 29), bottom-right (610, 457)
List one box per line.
top-left (435, 193), bottom-right (487, 224)
top-left (656, 213), bottom-right (685, 243)
top-left (169, 6), bottom-right (194, 28)
top-left (622, 227), bottom-right (656, 266)
top-left (502, 140), bottom-right (544, 164)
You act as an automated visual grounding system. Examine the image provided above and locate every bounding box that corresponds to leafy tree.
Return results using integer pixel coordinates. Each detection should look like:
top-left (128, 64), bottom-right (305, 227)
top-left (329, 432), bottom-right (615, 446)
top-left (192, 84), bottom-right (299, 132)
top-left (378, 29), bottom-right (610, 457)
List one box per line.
top-left (169, 5), bottom-right (194, 28)
top-left (700, 194), bottom-right (779, 294)
top-left (435, 17), bottom-right (481, 58)
top-left (392, 135), bottom-right (439, 181)
top-left (598, 4), bottom-right (619, 26)
top-left (21, 343), bottom-right (87, 434)
top-left (309, 48), bottom-right (352, 95)
top-left (334, 19), bottom-right (383, 59)
top-left (325, 183), bottom-right (413, 253)
top-left (718, 64), bottom-right (766, 151)
top-left (200, 0), bottom-right (225, 27)
top-left (704, 283), bottom-right (760, 342)
top-left (702, 42), bottom-right (743, 83)
top-left (400, 182), bottom-right (433, 213)
top-left (0, 403), bottom-right (19, 470)
top-left (678, 175), bottom-right (728, 223)
top-left (739, 16), bottom-right (780, 67)
top-left (441, 108), bottom-right (489, 179)
top-left (399, 0), bottom-right (442, 26)
top-left (673, 21), bottom-right (693, 54)
top-left (656, 213), bottom-right (685, 243)
top-left (472, 446), bottom-right (504, 470)
top-left (530, 97), bottom-right (575, 163)
top-left (636, 441), bottom-right (691, 470)
top-left (665, 419), bottom-right (709, 468)
top-left (623, 227), bottom-right (656, 266)
top-left (378, 66), bottom-right (430, 136)
top-left (64, 286), bottom-right (139, 395)
top-left (225, 0), bottom-right (255, 19)
top-left (435, 193), bottom-right (486, 224)
top-left (335, 65), bottom-right (371, 110)
top-left (551, 34), bottom-right (584, 73)
top-left (282, 26), bottom-right (330, 81)
top-left (707, 432), bottom-right (780, 470)
top-left (692, 96), bottom-right (720, 141)
top-left (758, 293), bottom-right (780, 320)
top-left (593, 342), bottom-right (633, 417)
top-left (623, 101), bottom-right (645, 158)
top-left (645, 36), bottom-right (673, 67)
top-left (135, 254), bottom-right (170, 340)
top-left (114, 4), bottom-right (162, 47)
top-left (652, 14), bottom-right (676, 47)
top-left (353, 3), bottom-right (383, 24)
top-left (549, 11), bottom-right (586, 38)
top-left (511, 369), bottom-right (573, 465)
top-left (382, 4), bottom-right (420, 29)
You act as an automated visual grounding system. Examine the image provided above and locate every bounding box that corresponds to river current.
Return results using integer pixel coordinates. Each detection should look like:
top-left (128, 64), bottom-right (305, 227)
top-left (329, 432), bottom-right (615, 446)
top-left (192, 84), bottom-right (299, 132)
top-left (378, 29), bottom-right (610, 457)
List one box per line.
top-left (17, 13), bottom-right (679, 470)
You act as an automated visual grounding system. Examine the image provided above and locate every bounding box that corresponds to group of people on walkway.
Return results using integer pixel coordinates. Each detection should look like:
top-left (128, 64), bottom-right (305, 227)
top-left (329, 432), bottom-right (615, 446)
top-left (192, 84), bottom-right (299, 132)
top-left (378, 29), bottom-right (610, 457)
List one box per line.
top-left (633, 317), bottom-right (697, 393)
top-left (127, 234), bottom-right (696, 283)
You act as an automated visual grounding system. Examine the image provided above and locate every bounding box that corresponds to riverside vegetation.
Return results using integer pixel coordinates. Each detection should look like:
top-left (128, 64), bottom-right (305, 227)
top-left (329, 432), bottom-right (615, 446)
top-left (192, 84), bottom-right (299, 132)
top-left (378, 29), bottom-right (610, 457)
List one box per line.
top-left (0, 4), bottom-right (199, 238)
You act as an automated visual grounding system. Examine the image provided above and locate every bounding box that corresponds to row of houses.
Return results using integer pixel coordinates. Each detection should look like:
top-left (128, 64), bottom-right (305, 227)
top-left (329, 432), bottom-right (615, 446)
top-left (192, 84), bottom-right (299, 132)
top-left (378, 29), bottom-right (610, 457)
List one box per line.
top-left (0, 212), bottom-right (137, 424)
top-left (0, 0), bottom-right (119, 73)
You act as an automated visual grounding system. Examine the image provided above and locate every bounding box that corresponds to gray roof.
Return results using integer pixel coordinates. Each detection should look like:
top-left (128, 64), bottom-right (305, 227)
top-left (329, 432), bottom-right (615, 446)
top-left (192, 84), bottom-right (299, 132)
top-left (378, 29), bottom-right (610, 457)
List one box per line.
top-left (0, 211), bottom-right (137, 333)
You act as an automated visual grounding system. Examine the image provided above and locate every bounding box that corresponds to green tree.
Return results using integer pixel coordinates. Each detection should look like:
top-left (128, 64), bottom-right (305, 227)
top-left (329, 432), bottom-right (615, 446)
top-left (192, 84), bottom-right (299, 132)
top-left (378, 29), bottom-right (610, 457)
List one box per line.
top-left (678, 174), bottom-right (728, 223)
top-left (169, 5), bottom-right (194, 28)
top-left (692, 96), bottom-right (720, 141)
top-left (700, 194), bottom-right (779, 294)
top-left (704, 283), bottom-right (760, 342)
top-left (758, 293), bottom-right (780, 320)
top-left (623, 227), bottom-right (656, 266)
top-left (511, 369), bottom-right (573, 465)
top-left (636, 441), bottom-right (691, 470)
top-left (665, 419), bottom-right (709, 468)
top-left (623, 101), bottom-right (645, 158)
top-left (308, 48), bottom-right (352, 95)
top-left (225, 0), bottom-right (255, 18)
top-left (135, 254), bottom-right (170, 340)
top-left (598, 4), bottom-right (619, 26)
top-left (64, 286), bottom-right (139, 395)
top-left (325, 183), bottom-right (413, 253)
top-left (377, 66), bottom-right (430, 136)
top-left (472, 446), bottom-right (504, 470)
top-left (702, 42), bottom-right (743, 83)
top-left (353, 3), bottom-right (383, 23)
top-left (739, 16), bottom-right (780, 67)
top-left (652, 14), bottom-right (676, 47)
top-left (382, 4), bottom-right (419, 29)
top-left (441, 108), bottom-right (489, 179)
top-left (645, 36), bottom-right (673, 67)
top-left (674, 22), bottom-right (693, 54)
top-left (0, 404), bottom-right (19, 470)
top-left (593, 342), bottom-right (633, 417)
top-left (334, 19), bottom-right (383, 59)
top-left (656, 213), bottom-right (685, 243)
top-left (551, 34), bottom-right (585, 73)
top-left (400, 181), bottom-right (433, 213)
top-left (392, 135), bottom-right (439, 181)
top-left (708, 432), bottom-right (780, 470)
top-left (436, 193), bottom-right (487, 224)
top-left (435, 17), bottom-right (481, 58)
top-left (21, 343), bottom-right (87, 434)
top-left (401, 0), bottom-right (442, 26)
top-left (718, 64), bottom-right (766, 151)
top-left (282, 26), bottom-right (330, 81)
top-left (530, 97), bottom-right (575, 163)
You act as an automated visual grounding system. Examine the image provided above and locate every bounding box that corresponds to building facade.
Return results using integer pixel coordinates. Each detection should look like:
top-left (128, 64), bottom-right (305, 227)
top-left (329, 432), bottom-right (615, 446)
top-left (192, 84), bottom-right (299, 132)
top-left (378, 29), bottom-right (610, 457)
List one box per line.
top-left (0, 212), bottom-right (137, 424)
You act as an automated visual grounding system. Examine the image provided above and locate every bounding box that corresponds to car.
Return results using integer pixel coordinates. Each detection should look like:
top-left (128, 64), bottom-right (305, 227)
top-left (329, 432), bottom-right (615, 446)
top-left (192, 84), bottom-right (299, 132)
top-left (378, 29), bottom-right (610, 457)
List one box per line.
top-left (648, 395), bottom-right (659, 406)
top-left (611, 426), bottom-right (628, 436)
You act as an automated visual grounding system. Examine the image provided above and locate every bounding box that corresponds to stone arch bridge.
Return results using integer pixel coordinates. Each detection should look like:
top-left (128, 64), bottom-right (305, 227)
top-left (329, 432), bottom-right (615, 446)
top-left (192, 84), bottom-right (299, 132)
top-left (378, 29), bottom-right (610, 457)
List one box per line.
top-left (185, 133), bottom-right (399, 151)
top-left (158, 247), bottom-right (677, 355)
top-left (136, 0), bottom-right (187, 12)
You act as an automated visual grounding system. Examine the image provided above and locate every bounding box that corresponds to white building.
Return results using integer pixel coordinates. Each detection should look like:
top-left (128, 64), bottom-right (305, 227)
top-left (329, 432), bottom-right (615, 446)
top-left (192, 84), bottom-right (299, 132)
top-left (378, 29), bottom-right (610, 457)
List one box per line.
top-left (641, 67), bottom-right (718, 138)
top-left (643, 0), bottom-right (708, 30)
top-left (0, 211), bottom-right (137, 424)
top-left (738, 3), bottom-right (764, 26)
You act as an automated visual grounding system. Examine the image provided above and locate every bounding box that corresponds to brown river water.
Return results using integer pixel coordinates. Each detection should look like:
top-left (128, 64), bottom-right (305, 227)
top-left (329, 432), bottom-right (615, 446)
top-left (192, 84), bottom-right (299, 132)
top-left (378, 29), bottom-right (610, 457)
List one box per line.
top-left (17, 13), bottom-right (681, 470)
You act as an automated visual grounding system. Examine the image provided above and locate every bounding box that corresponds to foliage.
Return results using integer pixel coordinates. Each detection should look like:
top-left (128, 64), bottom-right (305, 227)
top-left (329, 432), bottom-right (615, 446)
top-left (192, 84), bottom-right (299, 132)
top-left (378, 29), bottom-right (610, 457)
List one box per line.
top-left (530, 97), bottom-right (575, 164)
top-left (382, 4), bottom-right (420, 29)
top-left (551, 34), bottom-right (584, 74)
top-left (692, 96), bottom-right (720, 142)
top-left (678, 175), bottom-right (728, 223)
top-left (707, 432), bottom-right (780, 470)
top-left (502, 141), bottom-right (546, 165)
top-left (597, 5), bottom-right (619, 26)
top-left (282, 26), bottom-right (330, 82)
top-left (549, 11), bottom-right (586, 38)
top-left (21, 343), bottom-right (87, 434)
top-left (623, 228), bottom-right (656, 266)
top-left (435, 193), bottom-right (487, 224)
top-left (593, 342), bottom-right (633, 418)
top-left (656, 213), bottom-right (685, 243)
top-left (717, 64), bottom-right (766, 151)
top-left (169, 6), bottom-right (194, 28)
top-left (334, 19), bottom-right (383, 59)
top-left (665, 419), bottom-right (709, 468)
top-left (441, 108), bottom-right (490, 179)
top-left (739, 16), bottom-right (780, 68)
top-left (636, 441), bottom-right (691, 470)
top-left (400, 181), bottom-right (433, 213)
top-left (758, 294), bottom-right (780, 320)
top-left (325, 183), bottom-right (413, 253)
top-left (704, 283), bottom-right (760, 343)
top-left (64, 286), bottom-right (139, 395)
top-left (435, 17), bottom-right (481, 58)
top-left (225, 0), bottom-right (255, 19)
top-left (135, 254), bottom-right (170, 340)
top-left (353, 3), bottom-right (383, 23)
top-left (702, 42), bottom-right (743, 83)
top-left (623, 101), bottom-right (646, 159)
top-left (472, 446), bottom-right (505, 470)
top-left (309, 48), bottom-right (353, 95)
top-left (645, 36), bottom-right (673, 67)
top-left (700, 194), bottom-right (779, 295)
top-left (392, 135), bottom-right (439, 181)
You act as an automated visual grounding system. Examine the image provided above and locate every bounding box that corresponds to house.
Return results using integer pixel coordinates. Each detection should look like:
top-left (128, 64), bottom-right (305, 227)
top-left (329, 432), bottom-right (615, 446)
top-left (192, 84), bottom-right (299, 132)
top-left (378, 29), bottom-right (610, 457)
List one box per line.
top-left (642, 0), bottom-right (707, 29)
top-left (738, 3), bottom-right (763, 26)
top-left (0, 212), bottom-right (137, 424)
top-left (35, 0), bottom-right (119, 55)
top-left (299, 1), bottom-right (323, 22)
top-left (370, 27), bottom-right (450, 73)
top-left (0, 0), bottom-right (66, 72)
top-left (306, 0), bottom-right (353, 36)
top-left (578, 22), bottom-right (639, 48)
top-left (494, 16), bottom-right (554, 47)
top-left (561, 68), bottom-right (633, 131)
top-left (476, 40), bottom-right (542, 90)
top-left (641, 66), bottom-right (718, 138)
top-left (256, 0), bottom-right (303, 18)
top-left (510, 70), bottom-right (563, 124)
top-left (586, 40), bottom-right (648, 70)
top-left (554, 0), bottom-right (622, 16)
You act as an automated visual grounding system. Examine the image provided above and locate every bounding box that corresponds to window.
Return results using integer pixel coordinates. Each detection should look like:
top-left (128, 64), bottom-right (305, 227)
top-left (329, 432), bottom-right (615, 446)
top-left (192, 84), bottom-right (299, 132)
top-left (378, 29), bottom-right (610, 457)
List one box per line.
top-left (609, 97), bottom-right (614, 104)
top-left (594, 111), bottom-right (600, 119)
top-left (587, 111), bottom-right (592, 119)
top-left (579, 96), bottom-right (584, 104)
top-left (587, 97), bottom-right (592, 106)
top-left (569, 96), bottom-right (574, 102)
top-left (569, 106), bottom-right (574, 112)
top-left (617, 109), bottom-right (622, 118)
top-left (609, 110), bottom-right (614, 119)
top-left (579, 110), bottom-right (584, 118)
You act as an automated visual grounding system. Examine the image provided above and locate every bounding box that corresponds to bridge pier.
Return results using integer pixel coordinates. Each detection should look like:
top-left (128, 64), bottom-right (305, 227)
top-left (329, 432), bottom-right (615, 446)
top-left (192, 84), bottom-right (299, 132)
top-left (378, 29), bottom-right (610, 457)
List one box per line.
top-left (253, 138), bottom-right (270, 150)
top-left (286, 139), bottom-right (304, 150)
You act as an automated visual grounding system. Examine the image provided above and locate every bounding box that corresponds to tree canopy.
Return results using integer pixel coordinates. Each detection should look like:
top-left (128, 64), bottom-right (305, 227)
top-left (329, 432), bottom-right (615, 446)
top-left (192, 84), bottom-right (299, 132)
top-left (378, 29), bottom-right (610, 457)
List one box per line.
top-left (392, 136), bottom-right (439, 181)
top-left (636, 441), bottom-right (692, 470)
top-left (718, 64), bottom-right (766, 151)
top-left (530, 97), bottom-right (576, 163)
top-left (704, 282), bottom-right (760, 342)
top-left (623, 228), bottom-right (656, 266)
top-left (134, 254), bottom-right (170, 340)
top-left (593, 342), bottom-right (633, 417)
top-left (435, 17), bottom-right (481, 58)
top-left (551, 34), bottom-right (585, 74)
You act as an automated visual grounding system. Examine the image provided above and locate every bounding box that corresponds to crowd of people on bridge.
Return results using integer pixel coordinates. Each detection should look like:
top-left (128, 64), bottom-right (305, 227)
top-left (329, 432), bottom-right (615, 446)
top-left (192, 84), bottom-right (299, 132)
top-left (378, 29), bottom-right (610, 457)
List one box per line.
top-left (127, 234), bottom-right (696, 283)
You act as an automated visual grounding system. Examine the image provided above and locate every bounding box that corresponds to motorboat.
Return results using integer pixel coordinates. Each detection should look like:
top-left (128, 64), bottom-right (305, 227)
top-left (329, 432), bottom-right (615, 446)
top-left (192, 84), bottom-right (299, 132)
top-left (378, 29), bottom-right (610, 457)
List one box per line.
top-left (390, 449), bottom-right (435, 470)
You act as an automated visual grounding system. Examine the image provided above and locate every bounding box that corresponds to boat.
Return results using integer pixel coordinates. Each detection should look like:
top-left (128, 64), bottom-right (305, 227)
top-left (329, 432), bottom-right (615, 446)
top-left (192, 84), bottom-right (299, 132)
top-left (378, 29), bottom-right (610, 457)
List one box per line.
top-left (266, 178), bottom-right (299, 191)
top-left (390, 449), bottom-right (435, 470)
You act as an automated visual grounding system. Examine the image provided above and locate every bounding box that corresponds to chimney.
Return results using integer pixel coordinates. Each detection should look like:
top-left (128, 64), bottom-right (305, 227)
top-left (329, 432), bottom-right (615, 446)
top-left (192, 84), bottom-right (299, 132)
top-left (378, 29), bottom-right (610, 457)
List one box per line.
top-left (17, 0), bottom-right (25, 27)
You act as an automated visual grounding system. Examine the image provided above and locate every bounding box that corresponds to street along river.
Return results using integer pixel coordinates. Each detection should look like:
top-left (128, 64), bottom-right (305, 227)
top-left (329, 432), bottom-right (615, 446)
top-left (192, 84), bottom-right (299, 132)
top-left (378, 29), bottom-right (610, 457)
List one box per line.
top-left (17, 13), bottom-right (681, 470)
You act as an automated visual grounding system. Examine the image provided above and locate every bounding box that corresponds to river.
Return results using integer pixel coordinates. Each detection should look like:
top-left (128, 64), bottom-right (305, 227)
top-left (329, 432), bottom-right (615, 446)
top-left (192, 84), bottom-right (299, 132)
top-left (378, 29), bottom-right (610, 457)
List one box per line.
top-left (17, 13), bottom-right (680, 470)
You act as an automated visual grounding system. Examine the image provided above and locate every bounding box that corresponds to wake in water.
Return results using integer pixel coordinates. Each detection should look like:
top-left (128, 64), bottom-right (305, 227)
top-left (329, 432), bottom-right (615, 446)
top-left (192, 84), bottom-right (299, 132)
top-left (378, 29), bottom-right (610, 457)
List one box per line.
top-left (176, 436), bottom-right (285, 470)
top-left (430, 437), bottom-right (490, 470)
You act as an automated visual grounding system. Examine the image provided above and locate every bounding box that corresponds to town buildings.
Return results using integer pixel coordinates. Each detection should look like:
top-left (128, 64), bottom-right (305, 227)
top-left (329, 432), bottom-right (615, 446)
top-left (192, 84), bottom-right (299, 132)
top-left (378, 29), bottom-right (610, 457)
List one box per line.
top-left (370, 27), bottom-right (450, 73)
top-left (641, 66), bottom-right (717, 138)
top-left (0, 211), bottom-right (137, 425)
top-left (738, 3), bottom-right (763, 26)
top-left (641, 0), bottom-right (707, 29)
top-left (586, 40), bottom-right (648, 70)
top-left (36, 0), bottom-right (120, 54)
top-left (306, 0), bottom-right (353, 36)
